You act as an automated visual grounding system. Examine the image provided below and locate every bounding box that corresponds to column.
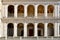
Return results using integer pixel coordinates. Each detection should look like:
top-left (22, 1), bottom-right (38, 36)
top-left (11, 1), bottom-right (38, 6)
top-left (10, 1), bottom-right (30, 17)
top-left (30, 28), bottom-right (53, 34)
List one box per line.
top-left (44, 23), bottom-right (48, 37)
top-left (45, 5), bottom-right (48, 17)
top-left (34, 23), bottom-right (38, 37)
top-left (24, 5), bottom-right (28, 17)
top-left (5, 5), bottom-right (8, 18)
top-left (35, 5), bottom-right (38, 18)
top-left (14, 23), bottom-right (17, 37)
top-left (4, 23), bottom-right (7, 38)
top-left (58, 23), bottom-right (59, 36)
top-left (14, 5), bottom-right (18, 18)
top-left (54, 5), bottom-right (58, 18)
top-left (54, 23), bottom-right (58, 37)
top-left (4, 23), bottom-right (7, 40)
top-left (24, 23), bottom-right (27, 37)
top-left (57, 5), bottom-right (59, 18)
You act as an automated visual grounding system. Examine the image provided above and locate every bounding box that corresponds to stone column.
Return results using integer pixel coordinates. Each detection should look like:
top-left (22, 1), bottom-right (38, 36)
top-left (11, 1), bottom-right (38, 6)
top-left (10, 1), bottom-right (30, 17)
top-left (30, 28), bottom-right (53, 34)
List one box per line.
top-left (57, 5), bottom-right (59, 18)
top-left (54, 23), bottom-right (58, 37)
top-left (45, 5), bottom-right (48, 17)
top-left (44, 23), bottom-right (48, 37)
top-left (2, 5), bottom-right (5, 18)
top-left (14, 5), bottom-right (18, 18)
top-left (14, 23), bottom-right (17, 37)
top-left (34, 23), bottom-right (38, 37)
top-left (24, 5), bottom-right (28, 17)
top-left (35, 5), bottom-right (38, 18)
top-left (5, 5), bottom-right (8, 18)
top-left (24, 23), bottom-right (27, 37)
top-left (4, 23), bottom-right (7, 39)
top-left (57, 23), bottom-right (59, 36)
top-left (54, 5), bottom-right (58, 18)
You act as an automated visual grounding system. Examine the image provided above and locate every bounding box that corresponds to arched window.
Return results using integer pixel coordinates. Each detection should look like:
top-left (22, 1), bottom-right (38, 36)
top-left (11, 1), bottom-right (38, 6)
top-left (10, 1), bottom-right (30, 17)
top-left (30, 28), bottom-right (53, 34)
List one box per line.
top-left (38, 5), bottom-right (44, 17)
top-left (47, 23), bottom-right (54, 36)
top-left (8, 5), bottom-right (14, 17)
top-left (37, 23), bottom-right (44, 36)
top-left (18, 5), bottom-right (24, 17)
top-left (27, 23), bottom-right (34, 36)
top-left (17, 23), bottom-right (24, 36)
top-left (7, 23), bottom-right (14, 36)
top-left (27, 5), bottom-right (34, 17)
top-left (47, 5), bottom-right (54, 17)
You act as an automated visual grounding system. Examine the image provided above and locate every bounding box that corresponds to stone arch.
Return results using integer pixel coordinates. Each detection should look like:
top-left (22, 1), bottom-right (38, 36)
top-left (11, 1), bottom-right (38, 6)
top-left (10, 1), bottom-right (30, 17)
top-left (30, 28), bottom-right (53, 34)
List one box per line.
top-left (27, 5), bottom-right (35, 17)
top-left (27, 23), bottom-right (34, 36)
top-left (17, 23), bottom-right (24, 36)
top-left (38, 5), bottom-right (44, 17)
top-left (17, 5), bottom-right (24, 17)
top-left (37, 23), bottom-right (44, 36)
top-left (7, 23), bottom-right (14, 36)
top-left (47, 5), bottom-right (54, 17)
top-left (47, 23), bottom-right (54, 36)
top-left (8, 5), bottom-right (14, 17)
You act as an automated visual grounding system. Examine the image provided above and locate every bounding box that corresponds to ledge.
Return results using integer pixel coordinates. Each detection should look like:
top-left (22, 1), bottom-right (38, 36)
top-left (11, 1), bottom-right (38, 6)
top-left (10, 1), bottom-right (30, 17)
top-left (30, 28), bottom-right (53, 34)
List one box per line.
top-left (1, 17), bottom-right (60, 23)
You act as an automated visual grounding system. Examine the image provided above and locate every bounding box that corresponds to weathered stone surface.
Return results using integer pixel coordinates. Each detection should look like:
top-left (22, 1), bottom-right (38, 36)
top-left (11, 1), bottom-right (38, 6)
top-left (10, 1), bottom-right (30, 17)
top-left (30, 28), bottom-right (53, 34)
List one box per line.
top-left (1, 17), bottom-right (60, 23)
top-left (2, 0), bottom-right (60, 2)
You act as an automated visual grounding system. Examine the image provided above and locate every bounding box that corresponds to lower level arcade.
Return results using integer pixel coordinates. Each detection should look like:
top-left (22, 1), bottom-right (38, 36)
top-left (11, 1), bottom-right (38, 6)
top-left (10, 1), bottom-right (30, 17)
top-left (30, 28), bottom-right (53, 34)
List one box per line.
top-left (2, 23), bottom-right (59, 37)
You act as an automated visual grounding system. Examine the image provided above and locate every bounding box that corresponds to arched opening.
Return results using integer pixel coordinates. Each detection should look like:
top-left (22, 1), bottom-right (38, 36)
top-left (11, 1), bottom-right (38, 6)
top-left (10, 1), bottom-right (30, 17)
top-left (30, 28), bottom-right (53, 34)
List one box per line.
top-left (37, 23), bottom-right (44, 36)
top-left (8, 5), bottom-right (14, 17)
top-left (47, 5), bottom-right (54, 17)
top-left (18, 5), bottom-right (24, 17)
top-left (27, 5), bottom-right (34, 17)
top-left (38, 5), bottom-right (44, 17)
top-left (17, 23), bottom-right (24, 36)
top-left (47, 23), bottom-right (54, 36)
top-left (27, 23), bottom-right (34, 36)
top-left (7, 23), bottom-right (14, 36)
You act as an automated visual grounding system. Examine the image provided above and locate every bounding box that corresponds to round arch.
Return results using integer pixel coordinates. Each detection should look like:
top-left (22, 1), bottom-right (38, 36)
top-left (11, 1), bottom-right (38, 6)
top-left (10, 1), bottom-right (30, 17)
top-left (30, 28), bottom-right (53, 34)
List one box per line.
top-left (27, 23), bottom-right (34, 36)
top-left (47, 5), bottom-right (54, 17)
top-left (47, 23), bottom-right (54, 36)
top-left (17, 5), bottom-right (24, 17)
top-left (8, 5), bottom-right (14, 17)
top-left (38, 5), bottom-right (44, 15)
top-left (37, 23), bottom-right (44, 36)
top-left (27, 5), bottom-right (35, 17)
top-left (7, 23), bottom-right (14, 36)
top-left (17, 23), bottom-right (24, 36)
